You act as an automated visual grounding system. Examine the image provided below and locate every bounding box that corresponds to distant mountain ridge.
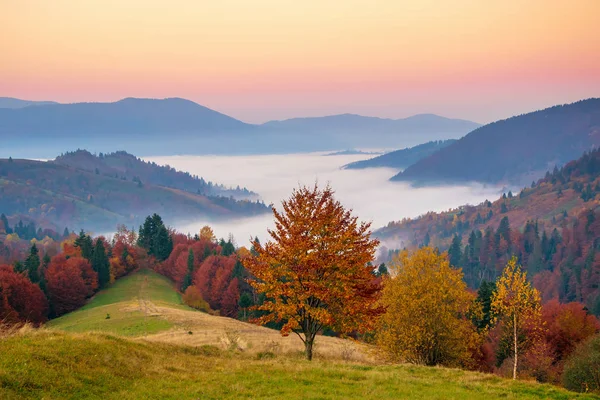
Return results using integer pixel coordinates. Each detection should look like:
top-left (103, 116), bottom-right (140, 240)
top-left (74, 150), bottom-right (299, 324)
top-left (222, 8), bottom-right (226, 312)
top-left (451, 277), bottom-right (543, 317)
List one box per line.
top-left (0, 97), bottom-right (250, 137)
top-left (343, 140), bottom-right (456, 170)
top-left (0, 97), bottom-right (480, 157)
top-left (262, 113), bottom-right (480, 134)
top-left (393, 99), bottom-right (600, 186)
top-left (0, 97), bottom-right (58, 109)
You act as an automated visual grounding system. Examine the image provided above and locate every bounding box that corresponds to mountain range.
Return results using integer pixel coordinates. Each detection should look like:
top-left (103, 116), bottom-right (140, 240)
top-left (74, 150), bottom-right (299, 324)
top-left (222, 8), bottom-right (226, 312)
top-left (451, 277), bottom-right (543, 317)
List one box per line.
top-left (0, 97), bottom-right (58, 109)
top-left (392, 99), bottom-right (600, 186)
top-left (0, 97), bottom-right (480, 158)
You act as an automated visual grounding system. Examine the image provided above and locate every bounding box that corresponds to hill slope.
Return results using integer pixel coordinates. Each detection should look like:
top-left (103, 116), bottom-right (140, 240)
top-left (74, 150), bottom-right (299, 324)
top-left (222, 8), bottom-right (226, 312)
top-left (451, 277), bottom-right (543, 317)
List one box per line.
top-left (392, 99), bottom-right (600, 185)
top-left (343, 140), bottom-right (455, 170)
top-left (0, 157), bottom-right (268, 233)
top-left (47, 269), bottom-right (364, 357)
top-left (54, 150), bottom-right (257, 200)
top-left (377, 148), bottom-right (600, 312)
top-left (1, 330), bottom-right (594, 400)
top-left (2, 330), bottom-right (594, 400)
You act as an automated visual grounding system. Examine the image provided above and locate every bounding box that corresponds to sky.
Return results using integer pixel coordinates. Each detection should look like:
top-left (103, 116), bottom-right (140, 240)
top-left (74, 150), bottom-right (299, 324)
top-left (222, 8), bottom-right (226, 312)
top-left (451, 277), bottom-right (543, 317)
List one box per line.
top-left (1, 0), bottom-right (599, 123)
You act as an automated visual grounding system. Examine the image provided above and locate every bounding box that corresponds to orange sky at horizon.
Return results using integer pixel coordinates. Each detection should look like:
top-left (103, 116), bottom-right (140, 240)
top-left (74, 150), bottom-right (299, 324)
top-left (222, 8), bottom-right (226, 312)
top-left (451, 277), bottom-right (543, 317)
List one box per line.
top-left (1, 0), bottom-right (599, 123)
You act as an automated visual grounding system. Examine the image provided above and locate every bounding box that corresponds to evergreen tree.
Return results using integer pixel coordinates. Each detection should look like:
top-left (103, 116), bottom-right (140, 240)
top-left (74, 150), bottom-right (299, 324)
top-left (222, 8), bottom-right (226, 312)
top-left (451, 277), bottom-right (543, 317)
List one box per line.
top-left (377, 263), bottom-right (389, 276)
top-left (24, 243), bottom-right (41, 283)
top-left (221, 239), bottom-right (235, 256)
top-left (496, 217), bottom-right (511, 244)
top-left (181, 248), bottom-right (194, 292)
top-left (238, 292), bottom-right (253, 320)
top-left (154, 224), bottom-right (173, 261)
top-left (203, 244), bottom-right (212, 260)
top-left (63, 227), bottom-right (70, 238)
top-left (39, 254), bottom-right (51, 295)
top-left (448, 235), bottom-right (462, 267)
top-left (138, 214), bottom-right (173, 261)
top-left (74, 230), bottom-right (93, 261)
top-left (500, 203), bottom-right (508, 213)
top-left (92, 238), bottom-right (111, 288)
top-left (13, 260), bottom-right (25, 273)
top-left (474, 280), bottom-right (496, 330)
top-left (0, 213), bottom-right (11, 234)
top-left (423, 232), bottom-right (431, 247)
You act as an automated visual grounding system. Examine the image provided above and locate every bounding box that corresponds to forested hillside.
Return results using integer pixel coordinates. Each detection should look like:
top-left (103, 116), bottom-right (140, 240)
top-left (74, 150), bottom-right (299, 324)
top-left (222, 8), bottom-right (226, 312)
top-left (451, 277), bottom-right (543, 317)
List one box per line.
top-left (54, 150), bottom-right (257, 200)
top-left (378, 148), bottom-right (600, 313)
top-left (343, 140), bottom-right (455, 170)
top-left (0, 157), bottom-right (268, 233)
top-left (393, 99), bottom-right (600, 185)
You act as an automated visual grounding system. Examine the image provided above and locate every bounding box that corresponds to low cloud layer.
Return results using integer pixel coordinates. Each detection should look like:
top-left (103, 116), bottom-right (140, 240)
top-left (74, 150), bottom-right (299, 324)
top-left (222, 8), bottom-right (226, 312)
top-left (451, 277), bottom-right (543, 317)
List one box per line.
top-left (145, 152), bottom-right (501, 247)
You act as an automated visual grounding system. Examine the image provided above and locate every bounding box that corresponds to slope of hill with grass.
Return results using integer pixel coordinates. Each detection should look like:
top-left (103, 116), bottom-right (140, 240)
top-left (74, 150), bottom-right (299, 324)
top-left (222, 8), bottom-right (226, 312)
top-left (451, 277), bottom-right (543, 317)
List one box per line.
top-left (3, 269), bottom-right (598, 398)
top-left (47, 269), bottom-right (366, 358)
top-left (1, 330), bottom-right (596, 399)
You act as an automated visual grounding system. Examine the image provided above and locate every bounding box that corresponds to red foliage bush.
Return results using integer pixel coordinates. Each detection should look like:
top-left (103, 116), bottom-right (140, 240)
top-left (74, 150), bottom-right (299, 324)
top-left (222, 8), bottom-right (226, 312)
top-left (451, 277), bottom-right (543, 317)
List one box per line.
top-left (45, 255), bottom-right (97, 316)
top-left (0, 264), bottom-right (48, 324)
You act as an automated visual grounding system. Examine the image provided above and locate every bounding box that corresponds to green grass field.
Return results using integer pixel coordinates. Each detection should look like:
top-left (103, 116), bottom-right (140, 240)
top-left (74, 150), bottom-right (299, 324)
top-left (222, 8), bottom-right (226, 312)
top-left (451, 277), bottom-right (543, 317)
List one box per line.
top-left (46, 269), bottom-right (184, 336)
top-left (1, 330), bottom-right (597, 400)
top-left (4, 269), bottom-right (595, 399)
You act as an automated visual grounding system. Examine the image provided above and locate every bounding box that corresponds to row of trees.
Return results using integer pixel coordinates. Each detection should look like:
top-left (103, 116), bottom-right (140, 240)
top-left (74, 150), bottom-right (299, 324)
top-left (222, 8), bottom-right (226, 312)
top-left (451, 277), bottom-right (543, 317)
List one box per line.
top-left (1, 225), bottom-right (142, 323)
top-left (444, 211), bottom-right (600, 315)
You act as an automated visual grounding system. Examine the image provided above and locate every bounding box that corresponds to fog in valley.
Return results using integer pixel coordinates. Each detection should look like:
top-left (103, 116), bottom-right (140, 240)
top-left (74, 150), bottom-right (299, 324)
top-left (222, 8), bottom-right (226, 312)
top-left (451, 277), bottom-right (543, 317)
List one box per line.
top-left (145, 152), bottom-right (502, 247)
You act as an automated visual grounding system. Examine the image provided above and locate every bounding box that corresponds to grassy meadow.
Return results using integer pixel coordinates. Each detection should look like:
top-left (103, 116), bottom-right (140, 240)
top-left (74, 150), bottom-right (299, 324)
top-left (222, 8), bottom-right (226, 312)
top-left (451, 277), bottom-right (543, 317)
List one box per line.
top-left (1, 329), bottom-right (598, 400)
top-left (46, 269), bottom-right (183, 336)
top-left (1, 269), bottom-right (597, 399)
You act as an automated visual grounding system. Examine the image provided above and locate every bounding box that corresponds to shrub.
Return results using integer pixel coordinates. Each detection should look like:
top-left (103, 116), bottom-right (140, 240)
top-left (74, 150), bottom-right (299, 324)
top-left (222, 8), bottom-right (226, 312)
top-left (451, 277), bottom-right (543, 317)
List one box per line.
top-left (562, 335), bottom-right (600, 393)
top-left (182, 286), bottom-right (211, 313)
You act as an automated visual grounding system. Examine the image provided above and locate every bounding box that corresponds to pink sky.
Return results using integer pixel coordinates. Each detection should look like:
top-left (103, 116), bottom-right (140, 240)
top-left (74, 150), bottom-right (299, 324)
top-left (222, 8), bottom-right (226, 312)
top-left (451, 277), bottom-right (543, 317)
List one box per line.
top-left (1, 0), bottom-right (599, 123)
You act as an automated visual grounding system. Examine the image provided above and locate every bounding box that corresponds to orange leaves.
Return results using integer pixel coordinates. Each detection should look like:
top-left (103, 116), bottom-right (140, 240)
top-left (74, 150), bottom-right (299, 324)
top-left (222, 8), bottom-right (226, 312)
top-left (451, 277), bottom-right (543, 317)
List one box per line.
top-left (243, 184), bottom-right (381, 359)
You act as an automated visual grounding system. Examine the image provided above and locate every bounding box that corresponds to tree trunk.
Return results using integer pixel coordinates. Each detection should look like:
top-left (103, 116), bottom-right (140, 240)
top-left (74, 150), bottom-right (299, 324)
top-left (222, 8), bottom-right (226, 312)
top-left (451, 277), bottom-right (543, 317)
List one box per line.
top-left (513, 313), bottom-right (518, 380)
top-left (304, 335), bottom-right (315, 361)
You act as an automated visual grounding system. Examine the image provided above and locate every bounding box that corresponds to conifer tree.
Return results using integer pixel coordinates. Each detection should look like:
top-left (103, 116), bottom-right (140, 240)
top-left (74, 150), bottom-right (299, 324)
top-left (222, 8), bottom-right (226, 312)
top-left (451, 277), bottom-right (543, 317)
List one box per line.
top-left (181, 248), bottom-right (194, 291)
top-left (25, 243), bottom-right (41, 283)
top-left (448, 234), bottom-right (462, 267)
top-left (74, 230), bottom-right (93, 261)
top-left (92, 238), bottom-right (111, 288)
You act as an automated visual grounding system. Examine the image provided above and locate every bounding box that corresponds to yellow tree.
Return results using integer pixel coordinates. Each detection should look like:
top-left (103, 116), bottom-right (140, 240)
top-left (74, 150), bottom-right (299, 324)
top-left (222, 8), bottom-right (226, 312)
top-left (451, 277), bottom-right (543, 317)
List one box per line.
top-left (199, 226), bottom-right (216, 242)
top-left (242, 184), bottom-right (382, 360)
top-left (491, 256), bottom-right (542, 380)
top-left (376, 247), bottom-right (481, 367)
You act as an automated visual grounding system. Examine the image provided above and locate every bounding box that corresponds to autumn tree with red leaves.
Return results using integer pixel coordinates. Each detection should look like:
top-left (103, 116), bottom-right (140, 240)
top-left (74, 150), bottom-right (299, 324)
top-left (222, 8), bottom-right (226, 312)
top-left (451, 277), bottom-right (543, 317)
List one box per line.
top-left (243, 184), bottom-right (382, 360)
top-left (0, 264), bottom-right (48, 324)
top-left (45, 255), bottom-right (97, 316)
